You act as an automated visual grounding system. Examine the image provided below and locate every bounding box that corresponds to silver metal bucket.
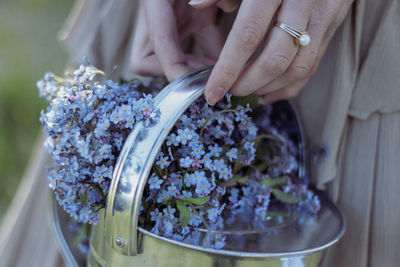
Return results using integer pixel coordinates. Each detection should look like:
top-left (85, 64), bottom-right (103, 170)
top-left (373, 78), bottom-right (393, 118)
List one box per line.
top-left (50, 68), bottom-right (345, 267)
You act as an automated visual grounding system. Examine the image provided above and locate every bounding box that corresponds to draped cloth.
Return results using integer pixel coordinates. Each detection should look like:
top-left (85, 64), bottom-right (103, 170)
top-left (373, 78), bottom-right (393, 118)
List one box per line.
top-left (0, 0), bottom-right (399, 266)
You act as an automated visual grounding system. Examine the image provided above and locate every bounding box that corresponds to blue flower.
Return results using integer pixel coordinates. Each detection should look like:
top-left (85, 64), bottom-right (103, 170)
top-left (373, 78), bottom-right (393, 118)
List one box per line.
top-left (167, 185), bottom-right (179, 197)
top-left (207, 208), bottom-right (219, 222)
top-left (78, 207), bottom-right (94, 223)
top-left (176, 128), bottom-right (192, 145)
top-left (156, 156), bottom-right (170, 169)
top-left (113, 136), bottom-right (124, 151)
top-left (247, 125), bottom-right (258, 138)
top-left (195, 178), bottom-right (212, 197)
top-left (208, 144), bottom-right (221, 157)
top-left (163, 206), bottom-right (176, 220)
top-left (93, 165), bottom-right (106, 183)
top-left (179, 156), bottom-right (193, 168)
top-left (110, 109), bottom-right (123, 124)
top-left (150, 208), bottom-right (162, 222)
top-left (211, 125), bottom-right (223, 139)
top-left (166, 133), bottom-right (179, 146)
top-left (202, 153), bottom-right (213, 170)
top-left (157, 189), bottom-right (170, 203)
top-left (163, 221), bottom-right (174, 237)
top-left (148, 175), bottom-right (163, 190)
top-left (226, 147), bottom-right (238, 162)
top-left (190, 145), bottom-right (205, 159)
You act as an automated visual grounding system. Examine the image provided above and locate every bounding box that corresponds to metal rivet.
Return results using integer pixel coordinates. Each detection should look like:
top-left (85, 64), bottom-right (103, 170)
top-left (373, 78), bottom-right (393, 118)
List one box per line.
top-left (115, 236), bottom-right (124, 248)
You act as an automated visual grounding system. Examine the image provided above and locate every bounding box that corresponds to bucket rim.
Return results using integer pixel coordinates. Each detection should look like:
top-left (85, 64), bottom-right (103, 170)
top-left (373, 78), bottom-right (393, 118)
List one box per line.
top-left (136, 191), bottom-right (346, 259)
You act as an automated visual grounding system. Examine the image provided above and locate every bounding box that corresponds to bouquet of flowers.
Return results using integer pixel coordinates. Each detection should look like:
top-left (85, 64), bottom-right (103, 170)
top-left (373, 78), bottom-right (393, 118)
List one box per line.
top-left (38, 62), bottom-right (320, 250)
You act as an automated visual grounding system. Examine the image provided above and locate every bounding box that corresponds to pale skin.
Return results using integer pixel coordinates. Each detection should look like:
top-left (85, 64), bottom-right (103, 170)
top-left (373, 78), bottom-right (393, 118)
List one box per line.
top-left (131, 0), bottom-right (354, 105)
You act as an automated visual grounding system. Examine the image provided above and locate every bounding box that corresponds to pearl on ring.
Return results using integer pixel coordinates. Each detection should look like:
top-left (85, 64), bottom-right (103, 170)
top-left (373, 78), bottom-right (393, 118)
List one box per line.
top-left (275, 22), bottom-right (311, 47)
top-left (299, 33), bottom-right (311, 46)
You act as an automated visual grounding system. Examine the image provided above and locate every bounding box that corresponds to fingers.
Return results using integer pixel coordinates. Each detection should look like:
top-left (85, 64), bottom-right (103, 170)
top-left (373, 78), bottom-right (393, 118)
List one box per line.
top-left (261, 78), bottom-right (308, 105)
top-left (253, 19), bottom-right (324, 95)
top-left (230, 0), bottom-right (314, 97)
top-left (143, 0), bottom-right (190, 81)
top-left (204, 0), bottom-right (278, 105)
top-left (130, 5), bottom-right (164, 77)
top-left (254, 0), bottom-right (345, 96)
top-left (260, 1), bottom-right (348, 105)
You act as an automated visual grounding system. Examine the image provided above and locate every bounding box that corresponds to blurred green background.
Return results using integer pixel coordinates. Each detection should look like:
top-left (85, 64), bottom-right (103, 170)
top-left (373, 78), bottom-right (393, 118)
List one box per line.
top-left (0, 0), bottom-right (73, 219)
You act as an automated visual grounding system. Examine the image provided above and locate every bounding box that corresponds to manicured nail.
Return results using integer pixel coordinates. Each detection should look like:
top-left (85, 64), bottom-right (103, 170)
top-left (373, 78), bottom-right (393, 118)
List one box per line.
top-left (188, 0), bottom-right (206, 6)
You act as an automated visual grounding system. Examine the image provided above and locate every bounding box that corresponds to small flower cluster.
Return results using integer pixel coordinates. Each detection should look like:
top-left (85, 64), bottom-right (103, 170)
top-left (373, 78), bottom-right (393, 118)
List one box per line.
top-left (38, 63), bottom-right (157, 224)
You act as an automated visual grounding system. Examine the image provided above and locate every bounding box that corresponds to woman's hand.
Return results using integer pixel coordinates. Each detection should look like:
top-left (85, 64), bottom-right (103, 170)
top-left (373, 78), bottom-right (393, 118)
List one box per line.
top-left (197, 0), bottom-right (354, 105)
top-left (130, 0), bottom-right (224, 82)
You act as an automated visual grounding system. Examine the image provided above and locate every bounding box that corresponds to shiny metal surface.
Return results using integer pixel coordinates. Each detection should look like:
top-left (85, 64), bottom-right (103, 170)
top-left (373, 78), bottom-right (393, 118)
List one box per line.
top-left (48, 193), bottom-right (85, 267)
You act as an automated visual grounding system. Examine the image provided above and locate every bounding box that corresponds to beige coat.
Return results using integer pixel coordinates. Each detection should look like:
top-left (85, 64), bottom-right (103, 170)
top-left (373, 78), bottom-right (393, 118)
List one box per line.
top-left (1, 0), bottom-right (399, 266)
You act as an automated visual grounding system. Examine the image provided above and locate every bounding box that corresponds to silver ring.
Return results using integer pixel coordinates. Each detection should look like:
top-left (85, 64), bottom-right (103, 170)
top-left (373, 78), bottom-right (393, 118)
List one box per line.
top-left (275, 22), bottom-right (310, 47)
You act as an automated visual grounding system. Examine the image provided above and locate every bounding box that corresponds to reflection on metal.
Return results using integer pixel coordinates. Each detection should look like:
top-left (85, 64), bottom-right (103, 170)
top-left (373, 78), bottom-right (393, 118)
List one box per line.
top-left (48, 192), bottom-right (84, 267)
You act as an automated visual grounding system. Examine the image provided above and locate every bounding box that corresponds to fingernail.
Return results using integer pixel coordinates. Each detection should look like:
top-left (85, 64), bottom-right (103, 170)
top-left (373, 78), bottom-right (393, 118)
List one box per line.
top-left (205, 87), bottom-right (224, 106)
top-left (188, 0), bottom-right (206, 6)
top-left (204, 91), bottom-right (216, 106)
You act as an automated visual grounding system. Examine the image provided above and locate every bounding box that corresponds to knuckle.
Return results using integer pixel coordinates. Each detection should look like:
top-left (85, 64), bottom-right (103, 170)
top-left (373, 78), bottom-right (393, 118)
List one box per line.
top-left (289, 64), bottom-right (312, 80)
top-left (262, 54), bottom-right (291, 75)
top-left (237, 20), bottom-right (263, 50)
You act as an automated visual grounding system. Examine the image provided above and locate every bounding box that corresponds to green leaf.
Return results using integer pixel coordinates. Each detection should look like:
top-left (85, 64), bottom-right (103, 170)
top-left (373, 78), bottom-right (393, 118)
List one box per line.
top-left (221, 175), bottom-right (249, 187)
top-left (176, 199), bottom-right (190, 227)
top-left (183, 196), bottom-right (210, 205)
top-left (261, 176), bottom-right (288, 188)
top-left (231, 95), bottom-right (259, 110)
top-left (271, 189), bottom-right (300, 204)
top-left (235, 176), bottom-right (249, 184)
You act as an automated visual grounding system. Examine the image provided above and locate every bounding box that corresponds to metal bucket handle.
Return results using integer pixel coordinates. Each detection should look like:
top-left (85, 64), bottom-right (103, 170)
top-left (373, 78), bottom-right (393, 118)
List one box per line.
top-left (104, 67), bottom-right (212, 256)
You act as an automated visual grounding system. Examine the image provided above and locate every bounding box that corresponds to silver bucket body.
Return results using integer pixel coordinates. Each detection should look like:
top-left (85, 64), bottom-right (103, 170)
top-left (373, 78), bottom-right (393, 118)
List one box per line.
top-left (49, 68), bottom-right (345, 267)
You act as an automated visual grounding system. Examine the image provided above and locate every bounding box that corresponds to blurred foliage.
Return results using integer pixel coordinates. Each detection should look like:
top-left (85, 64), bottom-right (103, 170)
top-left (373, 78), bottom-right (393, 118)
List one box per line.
top-left (0, 0), bottom-right (73, 218)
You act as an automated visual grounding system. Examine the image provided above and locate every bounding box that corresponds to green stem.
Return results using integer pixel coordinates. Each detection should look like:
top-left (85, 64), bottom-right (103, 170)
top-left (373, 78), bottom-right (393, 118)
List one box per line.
top-left (187, 202), bottom-right (211, 231)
